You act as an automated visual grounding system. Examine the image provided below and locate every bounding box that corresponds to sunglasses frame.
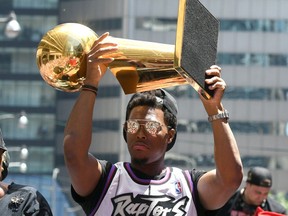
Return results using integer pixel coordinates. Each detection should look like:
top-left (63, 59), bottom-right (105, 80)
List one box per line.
top-left (124, 119), bottom-right (163, 135)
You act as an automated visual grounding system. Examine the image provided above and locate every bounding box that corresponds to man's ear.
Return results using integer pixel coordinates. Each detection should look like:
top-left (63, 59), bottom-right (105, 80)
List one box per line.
top-left (168, 128), bottom-right (176, 144)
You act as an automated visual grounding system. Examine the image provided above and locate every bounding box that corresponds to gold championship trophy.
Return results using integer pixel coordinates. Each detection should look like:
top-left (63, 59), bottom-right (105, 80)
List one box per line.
top-left (36, 0), bottom-right (219, 99)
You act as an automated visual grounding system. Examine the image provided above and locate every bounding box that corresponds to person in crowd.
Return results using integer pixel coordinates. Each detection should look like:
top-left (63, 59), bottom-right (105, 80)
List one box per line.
top-left (0, 129), bottom-right (53, 215)
top-left (216, 166), bottom-right (287, 216)
top-left (63, 32), bottom-right (243, 215)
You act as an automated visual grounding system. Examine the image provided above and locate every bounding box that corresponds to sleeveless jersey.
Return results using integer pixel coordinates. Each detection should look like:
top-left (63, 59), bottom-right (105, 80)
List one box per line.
top-left (90, 162), bottom-right (198, 216)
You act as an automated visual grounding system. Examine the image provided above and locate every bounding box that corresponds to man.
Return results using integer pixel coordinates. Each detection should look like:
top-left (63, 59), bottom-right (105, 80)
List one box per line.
top-left (0, 129), bottom-right (53, 215)
top-left (216, 166), bottom-right (287, 215)
top-left (63, 32), bottom-right (243, 215)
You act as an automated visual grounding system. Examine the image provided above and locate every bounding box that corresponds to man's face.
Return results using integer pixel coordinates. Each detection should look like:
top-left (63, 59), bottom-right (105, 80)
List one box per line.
top-left (125, 106), bottom-right (175, 165)
top-left (244, 183), bottom-right (270, 206)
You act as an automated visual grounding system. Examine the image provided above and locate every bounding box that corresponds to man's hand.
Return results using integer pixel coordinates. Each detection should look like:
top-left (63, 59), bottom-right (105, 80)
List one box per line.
top-left (85, 32), bottom-right (118, 87)
top-left (199, 65), bottom-right (226, 114)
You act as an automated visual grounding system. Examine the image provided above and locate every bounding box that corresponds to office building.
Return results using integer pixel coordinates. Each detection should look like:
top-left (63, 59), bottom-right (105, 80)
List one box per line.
top-left (1, 0), bottom-right (287, 214)
top-left (0, 0), bottom-right (78, 215)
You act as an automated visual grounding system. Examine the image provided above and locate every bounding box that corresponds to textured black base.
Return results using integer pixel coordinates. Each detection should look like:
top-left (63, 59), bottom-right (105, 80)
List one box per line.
top-left (178, 0), bottom-right (219, 97)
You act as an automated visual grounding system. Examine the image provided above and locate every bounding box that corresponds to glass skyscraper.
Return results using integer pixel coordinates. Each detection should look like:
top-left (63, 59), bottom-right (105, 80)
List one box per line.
top-left (1, 0), bottom-right (287, 214)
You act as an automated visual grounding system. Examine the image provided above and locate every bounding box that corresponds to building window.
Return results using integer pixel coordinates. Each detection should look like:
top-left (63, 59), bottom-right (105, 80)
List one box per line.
top-left (9, 146), bottom-right (54, 174)
top-left (93, 119), bottom-right (120, 132)
top-left (218, 52), bottom-right (288, 67)
top-left (136, 17), bottom-right (177, 32)
top-left (0, 54), bottom-right (11, 73)
top-left (135, 18), bottom-right (288, 33)
top-left (0, 80), bottom-right (56, 107)
top-left (177, 119), bottom-right (288, 137)
top-left (17, 15), bottom-right (58, 42)
top-left (167, 86), bottom-right (288, 101)
top-left (89, 18), bottom-right (122, 31)
top-left (220, 19), bottom-right (288, 32)
top-left (12, 0), bottom-right (58, 9)
top-left (0, 113), bottom-right (55, 140)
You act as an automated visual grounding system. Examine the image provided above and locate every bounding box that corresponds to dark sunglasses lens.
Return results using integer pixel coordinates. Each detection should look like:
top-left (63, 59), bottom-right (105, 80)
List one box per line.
top-left (125, 120), bottom-right (161, 135)
top-left (145, 121), bottom-right (160, 135)
top-left (126, 120), bottom-right (139, 134)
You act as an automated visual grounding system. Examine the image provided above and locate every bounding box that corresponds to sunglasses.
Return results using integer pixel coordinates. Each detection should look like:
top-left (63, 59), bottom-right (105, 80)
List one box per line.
top-left (124, 119), bottom-right (163, 135)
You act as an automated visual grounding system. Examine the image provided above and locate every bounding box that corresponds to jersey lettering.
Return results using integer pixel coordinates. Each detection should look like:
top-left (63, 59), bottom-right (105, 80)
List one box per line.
top-left (112, 193), bottom-right (189, 216)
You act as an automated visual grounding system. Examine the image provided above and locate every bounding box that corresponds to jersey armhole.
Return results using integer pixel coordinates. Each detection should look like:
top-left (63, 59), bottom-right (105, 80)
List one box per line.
top-left (188, 169), bottom-right (207, 216)
top-left (90, 160), bottom-right (118, 215)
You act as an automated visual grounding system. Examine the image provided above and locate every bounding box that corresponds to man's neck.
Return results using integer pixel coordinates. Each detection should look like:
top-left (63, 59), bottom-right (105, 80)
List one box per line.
top-left (129, 163), bottom-right (167, 180)
top-left (242, 188), bottom-right (250, 204)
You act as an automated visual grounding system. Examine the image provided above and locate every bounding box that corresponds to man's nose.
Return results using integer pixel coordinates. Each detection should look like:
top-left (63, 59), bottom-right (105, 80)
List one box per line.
top-left (136, 125), bottom-right (147, 138)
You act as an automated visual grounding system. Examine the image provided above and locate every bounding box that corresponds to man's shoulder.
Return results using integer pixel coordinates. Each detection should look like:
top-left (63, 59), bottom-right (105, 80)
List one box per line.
top-left (9, 182), bottom-right (38, 193)
top-left (190, 168), bottom-right (207, 181)
top-left (266, 196), bottom-right (287, 213)
top-left (5, 183), bottom-right (39, 205)
top-left (5, 182), bottom-right (52, 215)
